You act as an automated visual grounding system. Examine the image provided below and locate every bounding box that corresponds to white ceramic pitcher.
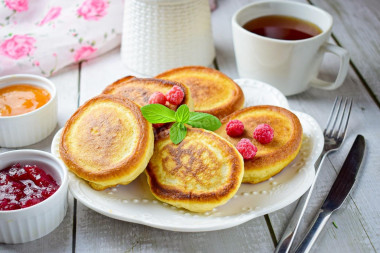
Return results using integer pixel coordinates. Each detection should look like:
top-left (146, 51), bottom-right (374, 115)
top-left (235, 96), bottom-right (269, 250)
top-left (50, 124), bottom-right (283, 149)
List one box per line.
top-left (121, 0), bottom-right (215, 76)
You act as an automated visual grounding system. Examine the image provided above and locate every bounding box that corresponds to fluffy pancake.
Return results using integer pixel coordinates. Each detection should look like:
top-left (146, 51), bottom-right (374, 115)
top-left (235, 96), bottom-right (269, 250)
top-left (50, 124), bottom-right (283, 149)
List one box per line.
top-left (156, 66), bottom-right (244, 119)
top-left (60, 94), bottom-right (154, 190)
top-left (102, 76), bottom-right (193, 110)
top-left (147, 128), bottom-right (244, 212)
top-left (215, 105), bottom-right (302, 184)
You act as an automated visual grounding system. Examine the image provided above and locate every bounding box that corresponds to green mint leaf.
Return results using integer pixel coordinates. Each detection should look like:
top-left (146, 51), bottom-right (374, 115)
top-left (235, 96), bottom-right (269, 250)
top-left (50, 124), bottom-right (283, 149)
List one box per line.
top-left (170, 122), bottom-right (187, 144)
top-left (141, 104), bottom-right (176, 123)
top-left (187, 112), bottom-right (221, 131)
top-left (175, 104), bottom-right (190, 123)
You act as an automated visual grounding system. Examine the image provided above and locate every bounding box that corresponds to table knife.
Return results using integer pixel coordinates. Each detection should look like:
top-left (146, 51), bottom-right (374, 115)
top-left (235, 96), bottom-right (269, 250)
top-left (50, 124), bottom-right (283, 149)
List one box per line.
top-left (294, 135), bottom-right (366, 253)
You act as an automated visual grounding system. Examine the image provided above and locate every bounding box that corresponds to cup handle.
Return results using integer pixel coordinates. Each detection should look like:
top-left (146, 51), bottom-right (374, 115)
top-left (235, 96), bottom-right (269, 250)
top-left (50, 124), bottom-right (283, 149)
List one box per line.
top-left (310, 43), bottom-right (350, 90)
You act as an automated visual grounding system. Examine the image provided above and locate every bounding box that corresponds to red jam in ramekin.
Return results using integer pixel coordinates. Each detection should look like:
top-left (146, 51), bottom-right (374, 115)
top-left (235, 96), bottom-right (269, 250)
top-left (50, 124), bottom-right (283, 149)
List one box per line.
top-left (0, 164), bottom-right (59, 211)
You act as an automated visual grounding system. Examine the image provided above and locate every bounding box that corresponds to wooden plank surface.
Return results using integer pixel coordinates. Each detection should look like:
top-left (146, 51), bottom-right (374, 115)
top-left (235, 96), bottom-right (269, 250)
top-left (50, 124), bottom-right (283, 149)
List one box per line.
top-left (1, 0), bottom-right (380, 252)
top-left (310, 0), bottom-right (380, 105)
top-left (75, 205), bottom-right (274, 253)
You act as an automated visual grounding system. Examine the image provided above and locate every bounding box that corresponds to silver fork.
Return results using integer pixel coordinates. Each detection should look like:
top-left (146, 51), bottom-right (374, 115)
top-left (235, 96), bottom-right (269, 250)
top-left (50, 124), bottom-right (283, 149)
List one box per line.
top-left (275, 97), bottom-right (353, 253)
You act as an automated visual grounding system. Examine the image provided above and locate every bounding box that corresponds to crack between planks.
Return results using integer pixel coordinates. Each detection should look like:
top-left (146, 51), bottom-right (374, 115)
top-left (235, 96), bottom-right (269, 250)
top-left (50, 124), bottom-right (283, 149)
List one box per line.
top-left (72, 199), bottom-right (77, 253)
top-left (213, 57), bottom-right (220, 71)
top-left (264, 214), bottom-right (278, 247)
top-left (72, 62), bottom-right (82, 253)
top-left (330, 33), bottom-right (380, 109)
top-left (308, 0), bottom-right (380, 109)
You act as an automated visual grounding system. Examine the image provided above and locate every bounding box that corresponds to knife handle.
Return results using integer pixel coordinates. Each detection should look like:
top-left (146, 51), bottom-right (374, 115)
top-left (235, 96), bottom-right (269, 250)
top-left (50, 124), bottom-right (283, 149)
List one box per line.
top-left (294, 210), bottom-right (332, 253)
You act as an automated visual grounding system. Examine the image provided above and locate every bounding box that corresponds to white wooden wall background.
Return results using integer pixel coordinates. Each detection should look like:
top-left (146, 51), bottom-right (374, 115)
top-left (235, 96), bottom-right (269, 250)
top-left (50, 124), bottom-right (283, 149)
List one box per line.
top-left (1, 0), bottom-right (379, 252)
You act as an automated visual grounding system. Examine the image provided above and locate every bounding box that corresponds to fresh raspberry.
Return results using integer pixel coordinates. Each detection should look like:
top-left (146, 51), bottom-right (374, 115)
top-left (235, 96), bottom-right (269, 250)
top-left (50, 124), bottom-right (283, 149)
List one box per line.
top-left (253, 124), bottom-right (274, 144)
top-left (165, 85), bottom-right (184, 105)
top-left (148, 91), bottom-right (167, 105)
top-left (226, 119), bottom-right (244, 137)
top-left (153, 123), bottom-right (165, 128)
top-left (236, 138), bottom-right (257, 160)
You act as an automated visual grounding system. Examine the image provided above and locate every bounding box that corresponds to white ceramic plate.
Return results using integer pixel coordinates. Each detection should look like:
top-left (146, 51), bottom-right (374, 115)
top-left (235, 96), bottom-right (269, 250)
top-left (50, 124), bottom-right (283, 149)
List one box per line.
top-left (235, 78), bottom-right (290, 109)
top-left (51, 79), bottom-right (323, 232)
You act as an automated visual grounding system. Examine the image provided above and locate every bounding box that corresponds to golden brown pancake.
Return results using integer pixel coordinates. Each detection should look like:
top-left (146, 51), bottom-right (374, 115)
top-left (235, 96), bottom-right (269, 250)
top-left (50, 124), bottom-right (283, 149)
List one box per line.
top-left (60, 94), bottom-right (154, 190)
top-left (156, 66), bottom-right (244, 119)
top-left (215, 105), bottom-right (302, 184)
top-left (102, 76), bottom-right (193, 110)
top-left (146, 128), bottom-right (244, 212)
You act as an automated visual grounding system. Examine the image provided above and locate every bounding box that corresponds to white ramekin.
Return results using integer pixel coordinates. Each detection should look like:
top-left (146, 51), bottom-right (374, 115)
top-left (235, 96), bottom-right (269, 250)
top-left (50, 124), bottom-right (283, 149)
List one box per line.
top-left (0, 150), bottom-right (68, 244)
top-left (0, 74), bottom-right (57, 148)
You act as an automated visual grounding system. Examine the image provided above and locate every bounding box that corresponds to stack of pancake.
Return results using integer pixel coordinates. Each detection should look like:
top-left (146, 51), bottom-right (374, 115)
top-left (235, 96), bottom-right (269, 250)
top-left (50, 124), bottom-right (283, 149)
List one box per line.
top-left (59, 66), bottom-right (302, 212)
top-left (60, 77), bottom-right (193, 190)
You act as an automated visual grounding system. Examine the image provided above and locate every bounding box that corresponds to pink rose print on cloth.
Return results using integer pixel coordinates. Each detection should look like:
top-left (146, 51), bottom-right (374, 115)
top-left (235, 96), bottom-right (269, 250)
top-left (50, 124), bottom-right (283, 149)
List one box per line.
top-left (0, 0), bottom-right (123, 76)
top-left (77, 0), bottom-right (109, 21)
top-left (4, 0), bottom-right (28, 12)
top-left (74, 46), bottom-right (97, 62)
top-left (39, 7), bottom-right (62, 26)
top-left (0, 35), bottom-right (36, 60)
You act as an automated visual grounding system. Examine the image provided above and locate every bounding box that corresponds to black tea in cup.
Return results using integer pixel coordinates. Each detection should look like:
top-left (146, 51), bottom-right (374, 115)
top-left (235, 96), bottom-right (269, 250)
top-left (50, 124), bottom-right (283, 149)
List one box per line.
top-left (243, 15), bottom-right (322, 40)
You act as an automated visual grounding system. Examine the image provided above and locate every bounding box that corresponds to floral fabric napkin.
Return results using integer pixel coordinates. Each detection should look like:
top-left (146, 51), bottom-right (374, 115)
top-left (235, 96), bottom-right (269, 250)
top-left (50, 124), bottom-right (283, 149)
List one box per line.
top-left (0, 0), bottom-right (122, 76)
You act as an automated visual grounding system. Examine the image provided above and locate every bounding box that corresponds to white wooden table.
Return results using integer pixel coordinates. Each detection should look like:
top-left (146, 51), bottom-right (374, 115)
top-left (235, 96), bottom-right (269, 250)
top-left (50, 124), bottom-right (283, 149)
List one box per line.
top-left (2, 0), bottom-right (380, 252)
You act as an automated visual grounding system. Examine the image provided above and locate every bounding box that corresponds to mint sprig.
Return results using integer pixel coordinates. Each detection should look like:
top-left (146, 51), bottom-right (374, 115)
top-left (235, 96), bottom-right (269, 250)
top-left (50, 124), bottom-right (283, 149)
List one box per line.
top-left (140, 104), bottom-right (175, 123)
top-left (187, 112), bottom-right (221, 131)
top-left (170, 122), bottom-right (187, 144)
top-left (175, 105), bottom-right (190, 123)
top-left (141, 104), bottom-right (221, 144)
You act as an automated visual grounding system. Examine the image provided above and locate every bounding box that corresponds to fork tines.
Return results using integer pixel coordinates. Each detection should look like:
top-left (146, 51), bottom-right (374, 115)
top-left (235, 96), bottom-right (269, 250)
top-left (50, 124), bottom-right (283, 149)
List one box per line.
top-left (324, 97), bottom-right (353, 140)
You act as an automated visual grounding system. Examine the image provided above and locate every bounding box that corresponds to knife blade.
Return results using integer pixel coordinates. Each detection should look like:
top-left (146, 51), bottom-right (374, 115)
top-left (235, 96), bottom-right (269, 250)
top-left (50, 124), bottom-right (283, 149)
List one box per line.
top-left (294, 135), bottom-right (366, 253)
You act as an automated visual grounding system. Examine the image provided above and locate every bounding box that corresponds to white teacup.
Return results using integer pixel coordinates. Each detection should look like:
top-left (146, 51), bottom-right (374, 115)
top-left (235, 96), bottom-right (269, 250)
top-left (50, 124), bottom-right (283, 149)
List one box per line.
top-left (232, 0), bottom-right (349, 96)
